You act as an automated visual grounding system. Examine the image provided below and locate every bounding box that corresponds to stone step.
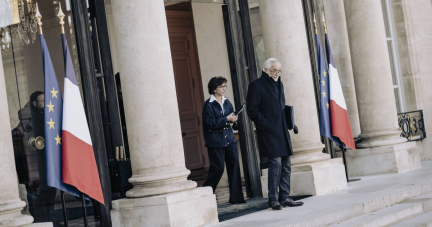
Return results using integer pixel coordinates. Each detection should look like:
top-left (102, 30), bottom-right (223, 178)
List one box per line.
top-left (286, 182), bottom-right (432, 227)
top-left (329, 192), bottom-right (432, 227)
top-left (271, 182), bottom-right (432, 227)
top-left (392, 192), bottom-right (432, 227)
top-left (392, 211), bottom-right (432, 227)
top-left (207, 162), bottom-right (432, 227)
top-left (329, 202), bottom-right (423, 227)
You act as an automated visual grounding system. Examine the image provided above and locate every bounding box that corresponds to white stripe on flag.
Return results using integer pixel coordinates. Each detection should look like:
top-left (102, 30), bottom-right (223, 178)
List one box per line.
top-left (329, 64), bottom-right (347, 110)
top-left (62, 78), bottom-right (92, 145)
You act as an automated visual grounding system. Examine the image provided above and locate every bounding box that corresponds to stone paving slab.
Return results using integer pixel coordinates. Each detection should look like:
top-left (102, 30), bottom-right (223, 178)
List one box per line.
top-left (207, 161), bottom-right (432, 227)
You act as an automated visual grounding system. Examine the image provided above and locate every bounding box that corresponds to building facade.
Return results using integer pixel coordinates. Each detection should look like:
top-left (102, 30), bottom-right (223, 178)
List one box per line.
top-left (0, 0), bottom-right (431, 226)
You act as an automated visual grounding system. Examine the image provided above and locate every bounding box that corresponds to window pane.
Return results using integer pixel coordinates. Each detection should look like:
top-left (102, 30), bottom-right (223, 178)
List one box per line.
top-left (381, 0), bottom-right (391, 38)
top-left (387, 40), bottom-right (398, 86)
top-left (394, 88), bottom-right (401, 113)
top-left (248, 1), bottom-right (266, 75)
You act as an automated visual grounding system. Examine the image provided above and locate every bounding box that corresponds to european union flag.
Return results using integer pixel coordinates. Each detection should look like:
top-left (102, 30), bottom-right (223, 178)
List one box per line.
top-left (316, 33), bottom-right (342, 148)
top-left (41, 34), bottom-right (80, 198)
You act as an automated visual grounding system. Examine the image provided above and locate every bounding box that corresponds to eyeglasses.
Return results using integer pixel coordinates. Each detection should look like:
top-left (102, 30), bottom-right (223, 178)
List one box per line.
top-left (217, 85), bottom-right (228, 89)
top-left (268, 69), bottom-right (283, 75)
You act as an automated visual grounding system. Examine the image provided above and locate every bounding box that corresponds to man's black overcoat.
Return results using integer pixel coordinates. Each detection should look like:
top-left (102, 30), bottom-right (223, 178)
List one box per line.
top-left (246, 72), bottom-right (293, 157)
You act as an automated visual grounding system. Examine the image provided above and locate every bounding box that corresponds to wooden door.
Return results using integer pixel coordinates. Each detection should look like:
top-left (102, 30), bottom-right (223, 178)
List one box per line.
top-left (166, 10), bottom-right (208, 170)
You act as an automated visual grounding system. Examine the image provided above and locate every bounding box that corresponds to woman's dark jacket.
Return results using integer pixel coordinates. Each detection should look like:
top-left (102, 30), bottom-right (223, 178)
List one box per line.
top-left (246, 72), bottom-right (293, 157)
top-left (202, 97), bottom-right (237, 148)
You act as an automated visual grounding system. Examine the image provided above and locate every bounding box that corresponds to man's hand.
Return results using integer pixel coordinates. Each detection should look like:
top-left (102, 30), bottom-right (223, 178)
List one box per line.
top-left (227, 113), bottom-right (238, 123)
top-left (294, 125), bottom-right (299, 134)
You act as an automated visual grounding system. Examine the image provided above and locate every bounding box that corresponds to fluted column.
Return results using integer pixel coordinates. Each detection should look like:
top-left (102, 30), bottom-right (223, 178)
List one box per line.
top-left (0, 51), bottom-right (33, 226)
top-left (259, 0), bottom-right (326, 164)
top-left (323, 0), bottom-right (361, 138)
top-left (343, 0), bottom-right (420, 176)
top-left (344, 0), bottom-right (405, 147)
top-left (109, 1), bottom-right (217, 226)
top-left (110, 0), bottom-right (196, 197)
top-left (258, 0), bottom-right (347, 196)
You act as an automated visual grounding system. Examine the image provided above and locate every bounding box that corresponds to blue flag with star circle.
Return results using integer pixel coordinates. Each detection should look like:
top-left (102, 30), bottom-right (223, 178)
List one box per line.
top-left (316, 33), bottom-right (342, 148)
top-left (41, 34), bottom-right (80, 197)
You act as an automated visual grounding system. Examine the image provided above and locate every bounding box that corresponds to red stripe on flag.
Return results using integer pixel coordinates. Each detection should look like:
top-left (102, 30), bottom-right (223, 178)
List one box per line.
top-left (62, 130), bottom-right (104, 204)
top-left (330, 100), bottom-right (356, 151)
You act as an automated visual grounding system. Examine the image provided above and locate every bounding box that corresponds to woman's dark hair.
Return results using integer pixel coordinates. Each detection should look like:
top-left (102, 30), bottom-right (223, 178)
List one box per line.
top-left (207, 77), bottom-right (228, 95)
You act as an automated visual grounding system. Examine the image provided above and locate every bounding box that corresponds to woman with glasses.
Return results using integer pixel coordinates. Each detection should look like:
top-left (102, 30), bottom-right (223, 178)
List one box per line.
top-left (202, 77), bottom-right (246, 204)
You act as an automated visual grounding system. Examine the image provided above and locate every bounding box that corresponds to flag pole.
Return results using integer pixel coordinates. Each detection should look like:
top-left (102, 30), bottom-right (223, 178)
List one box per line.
top-left (35, 3), bottom-right (42, 35)
top-left (61, 191), bottom-right (69, 227)
top-left (81, 193), bottom-right (89, 227)
top-left (37, 3), bottom-right (72, 226)
top-left (56, 4), bottom-right (71, 227)
top-left (341, 144), bottom-right (349, 181)
top-left (57, 2), bottom-right (66, 34)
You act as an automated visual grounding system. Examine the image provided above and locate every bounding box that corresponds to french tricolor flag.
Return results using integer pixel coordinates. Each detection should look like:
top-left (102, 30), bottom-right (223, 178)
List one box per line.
top-left (61, 33), bottom-right (104, 204)
top-left (325, 33), bottom-right (356, 151)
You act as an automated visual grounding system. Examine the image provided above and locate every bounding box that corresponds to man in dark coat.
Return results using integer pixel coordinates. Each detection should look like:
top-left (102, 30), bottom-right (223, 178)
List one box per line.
top-left (247, 58), bottom-right (304, 210)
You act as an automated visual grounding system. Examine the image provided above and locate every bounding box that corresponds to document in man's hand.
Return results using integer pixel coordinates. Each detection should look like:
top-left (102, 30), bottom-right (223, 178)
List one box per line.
top-left (285, 105), bottom-right (295, 130)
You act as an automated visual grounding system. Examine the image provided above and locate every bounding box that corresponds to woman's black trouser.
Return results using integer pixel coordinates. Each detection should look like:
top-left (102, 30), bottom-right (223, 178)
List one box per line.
top-left (203, 143), bottom-right (245, 203)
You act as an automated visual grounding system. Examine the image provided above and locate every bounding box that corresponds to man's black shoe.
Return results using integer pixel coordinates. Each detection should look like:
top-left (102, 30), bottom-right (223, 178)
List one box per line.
top-left (279, 198), bottom-right (304, 207)
top-left (268, 200), bottom-right (283, 210)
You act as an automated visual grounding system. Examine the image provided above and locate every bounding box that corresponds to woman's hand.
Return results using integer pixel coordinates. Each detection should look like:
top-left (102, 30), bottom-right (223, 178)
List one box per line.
top-left (227, 113), bottom-right (238, 123)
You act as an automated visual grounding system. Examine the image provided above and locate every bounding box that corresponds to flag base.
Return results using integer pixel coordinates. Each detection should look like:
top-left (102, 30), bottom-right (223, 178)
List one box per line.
top-left (111, 187), bottom-right (218, 227)
top-left (344, 142), bottom-right (420, 177)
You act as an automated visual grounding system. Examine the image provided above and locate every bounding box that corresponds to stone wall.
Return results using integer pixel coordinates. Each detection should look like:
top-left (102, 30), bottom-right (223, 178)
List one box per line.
top-left (391, 0), bottom-right (432, 160)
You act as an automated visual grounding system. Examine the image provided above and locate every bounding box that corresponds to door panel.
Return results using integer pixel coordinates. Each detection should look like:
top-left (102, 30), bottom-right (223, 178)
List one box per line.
top-left (167, 10), bottom-right (208, 170)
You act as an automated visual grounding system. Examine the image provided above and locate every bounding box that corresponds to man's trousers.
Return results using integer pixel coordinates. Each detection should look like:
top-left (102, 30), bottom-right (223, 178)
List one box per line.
top-left (268, 156), bottom-right (291, 201)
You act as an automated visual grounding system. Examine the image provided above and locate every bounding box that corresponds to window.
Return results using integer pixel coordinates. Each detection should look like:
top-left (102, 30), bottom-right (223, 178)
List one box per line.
top-left (382, 0), bottom-right (405, 113)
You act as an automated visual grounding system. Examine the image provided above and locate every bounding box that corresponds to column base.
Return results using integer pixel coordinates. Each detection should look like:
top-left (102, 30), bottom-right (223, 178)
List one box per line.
top-left (261, 158), bottom-right (347, 198)
top-left (111, 187), bottom-right (218, 227)
top-left (29, 223), bottom-right (53, 227)
top-left (345, 141), bottom-right (420, 177)
top-left (0, 200), bottom-right (34, 227)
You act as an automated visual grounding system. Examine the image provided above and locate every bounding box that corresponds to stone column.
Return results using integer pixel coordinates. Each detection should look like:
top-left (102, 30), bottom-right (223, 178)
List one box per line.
top-left (0, 52), bottom-right (33, 226)
top-left (344, 0), bottom-right (420, 176)
top-left (323, 0), bottom-right (361, 138)
top-left (109, 1), bottom-right (218, 226)
top-left (258, 0), bottom-right (347, 196)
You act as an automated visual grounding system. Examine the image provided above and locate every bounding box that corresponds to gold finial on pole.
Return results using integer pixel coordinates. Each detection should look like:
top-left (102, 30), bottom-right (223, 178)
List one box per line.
top-left (57, 2), bottom-right (66, 34)
top-left (322, 12), bottom-right (328, 34)
top-left (35, 3), bottom-right (43, 35)
top-left (313, 13), bottom-right (318, 34)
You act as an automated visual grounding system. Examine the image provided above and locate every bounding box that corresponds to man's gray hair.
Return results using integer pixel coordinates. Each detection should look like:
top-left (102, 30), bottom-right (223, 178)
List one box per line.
top-left (263, 58), bottom-right (281, 70)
